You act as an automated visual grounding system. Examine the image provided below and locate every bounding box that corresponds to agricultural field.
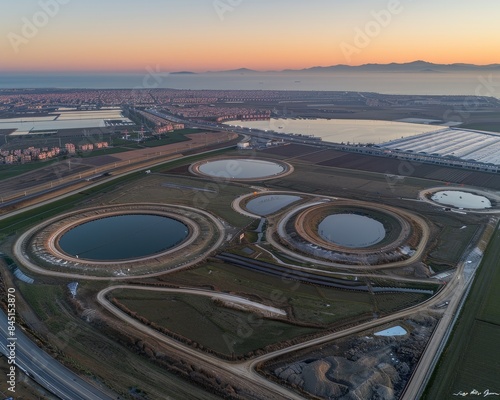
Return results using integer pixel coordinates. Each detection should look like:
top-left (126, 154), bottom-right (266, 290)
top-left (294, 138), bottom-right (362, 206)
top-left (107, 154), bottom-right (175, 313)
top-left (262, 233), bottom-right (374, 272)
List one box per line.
top-left (256, 159), bottom-right (440, 201)
top-left (261, 144), bottom-right (500, 191)
top-left (424, 224), bottom-right (500, 398)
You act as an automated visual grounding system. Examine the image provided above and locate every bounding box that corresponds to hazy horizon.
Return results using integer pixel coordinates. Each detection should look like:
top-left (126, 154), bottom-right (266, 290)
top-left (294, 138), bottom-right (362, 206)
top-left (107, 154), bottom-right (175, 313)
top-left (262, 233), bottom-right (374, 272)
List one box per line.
top-left (1, 71), bottom-right (497, 98)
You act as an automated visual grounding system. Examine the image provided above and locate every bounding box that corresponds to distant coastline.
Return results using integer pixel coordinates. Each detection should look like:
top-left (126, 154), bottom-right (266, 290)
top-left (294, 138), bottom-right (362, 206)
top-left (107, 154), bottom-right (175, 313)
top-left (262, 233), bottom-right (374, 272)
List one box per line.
top-left (0, 70), bottom-right (497, 97)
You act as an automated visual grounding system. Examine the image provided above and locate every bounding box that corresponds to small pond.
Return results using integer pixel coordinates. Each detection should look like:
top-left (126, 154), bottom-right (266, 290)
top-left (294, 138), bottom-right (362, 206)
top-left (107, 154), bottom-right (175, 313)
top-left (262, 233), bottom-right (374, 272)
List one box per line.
top-left (246, 195), bottom-right (301, 216)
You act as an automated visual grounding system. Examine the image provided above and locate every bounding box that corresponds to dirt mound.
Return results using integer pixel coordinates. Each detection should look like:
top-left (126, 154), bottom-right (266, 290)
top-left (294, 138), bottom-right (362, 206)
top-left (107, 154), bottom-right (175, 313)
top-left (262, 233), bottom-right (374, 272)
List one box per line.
top-left (270, 316), bottom-right (438, 399)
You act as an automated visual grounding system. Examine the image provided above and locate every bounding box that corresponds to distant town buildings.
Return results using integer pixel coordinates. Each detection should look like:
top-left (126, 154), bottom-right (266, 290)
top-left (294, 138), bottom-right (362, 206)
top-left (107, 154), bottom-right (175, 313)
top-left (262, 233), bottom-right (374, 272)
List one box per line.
top-left (134, 109), bottom-right (185, 134)
top-left (0, 142), bottom-right (108, 164)
top-left (164, 105), bottom-right (270, 122)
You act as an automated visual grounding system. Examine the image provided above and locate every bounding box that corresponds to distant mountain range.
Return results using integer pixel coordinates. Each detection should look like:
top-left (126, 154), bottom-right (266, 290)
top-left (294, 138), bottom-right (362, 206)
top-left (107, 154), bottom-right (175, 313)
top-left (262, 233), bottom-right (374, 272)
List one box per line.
top-left (297, 61), bottom-right (500, 73)
top-left (175, 61), bottom-right (500, 75)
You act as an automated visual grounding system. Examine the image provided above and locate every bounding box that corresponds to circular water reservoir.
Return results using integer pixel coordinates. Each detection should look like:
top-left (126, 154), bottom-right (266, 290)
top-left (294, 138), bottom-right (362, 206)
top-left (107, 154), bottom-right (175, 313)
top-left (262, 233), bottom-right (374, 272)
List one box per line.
top-left (318, 214), bottom-right (386, 248)
top-left (59, 214), bottom-right (189, 260)
top-left (431, 191), bottom-right (491, 209)
top-left (246, 195), bottom-right (301, 216)
top-left (199, 159), bottom-right (285, 179)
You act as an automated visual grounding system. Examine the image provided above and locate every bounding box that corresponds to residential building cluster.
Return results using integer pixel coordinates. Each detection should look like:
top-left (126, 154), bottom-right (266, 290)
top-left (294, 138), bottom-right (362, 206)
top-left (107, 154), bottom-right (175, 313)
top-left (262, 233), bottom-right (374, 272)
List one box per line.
top-left (0, 88), bottom-right (304, 112)
top-left (1, 145), bottom-right (61, 164)
top-left (165, 105), bottom-right (271, 122)
top-left (135, 109), bottom-right (185, 133)
top-left (0, 142), bottom-right (108, 164)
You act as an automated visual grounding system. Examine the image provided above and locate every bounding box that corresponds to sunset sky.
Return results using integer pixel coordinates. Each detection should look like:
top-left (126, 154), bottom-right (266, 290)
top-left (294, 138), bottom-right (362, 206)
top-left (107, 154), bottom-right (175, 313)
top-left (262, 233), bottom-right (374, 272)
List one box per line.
top-left (1, 0), bottom-right (499, 72)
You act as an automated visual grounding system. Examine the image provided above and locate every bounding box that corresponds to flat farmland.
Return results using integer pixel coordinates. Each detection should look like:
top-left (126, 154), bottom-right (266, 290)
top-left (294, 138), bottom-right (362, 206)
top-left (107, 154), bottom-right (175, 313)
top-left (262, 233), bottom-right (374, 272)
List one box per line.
top-left (262, 162), bottom-right (438, 200)
top-left (260, 145), bottom-right (500, 190)
top-left (261, 143), bottom-right (321, 158)
top-left (424, 223), bottom-right (500, 398)
top-left (291, 148), bottom-right (347, 163)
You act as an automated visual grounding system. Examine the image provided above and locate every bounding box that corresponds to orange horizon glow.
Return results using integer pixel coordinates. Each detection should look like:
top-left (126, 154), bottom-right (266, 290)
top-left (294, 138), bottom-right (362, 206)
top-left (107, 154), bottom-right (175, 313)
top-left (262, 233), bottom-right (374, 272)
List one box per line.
top-left (3, 55), bottom-right (500, 74)
top-left (2, 1), bottom-right (499, 73)
top-left (3, 37), bottom-right (499, 73)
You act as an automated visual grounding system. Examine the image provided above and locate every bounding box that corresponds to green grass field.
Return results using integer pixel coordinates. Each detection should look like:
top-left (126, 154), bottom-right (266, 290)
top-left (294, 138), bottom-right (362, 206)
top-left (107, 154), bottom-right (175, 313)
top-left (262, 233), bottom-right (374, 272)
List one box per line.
top-left (111, 290), bottom-right (319, 357)
top-left (427, 223), bottom-right (481, 272)
top-left (424, 223), bottom-right (500, 399)
top-left (16, 282), bottom-right (65, 321)
top-left (141, 129), bottom-right (201, 147)
top-left (97, 173), bottom-right (254, 227)
top-left (163, 262), bottom-right (431, 327)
